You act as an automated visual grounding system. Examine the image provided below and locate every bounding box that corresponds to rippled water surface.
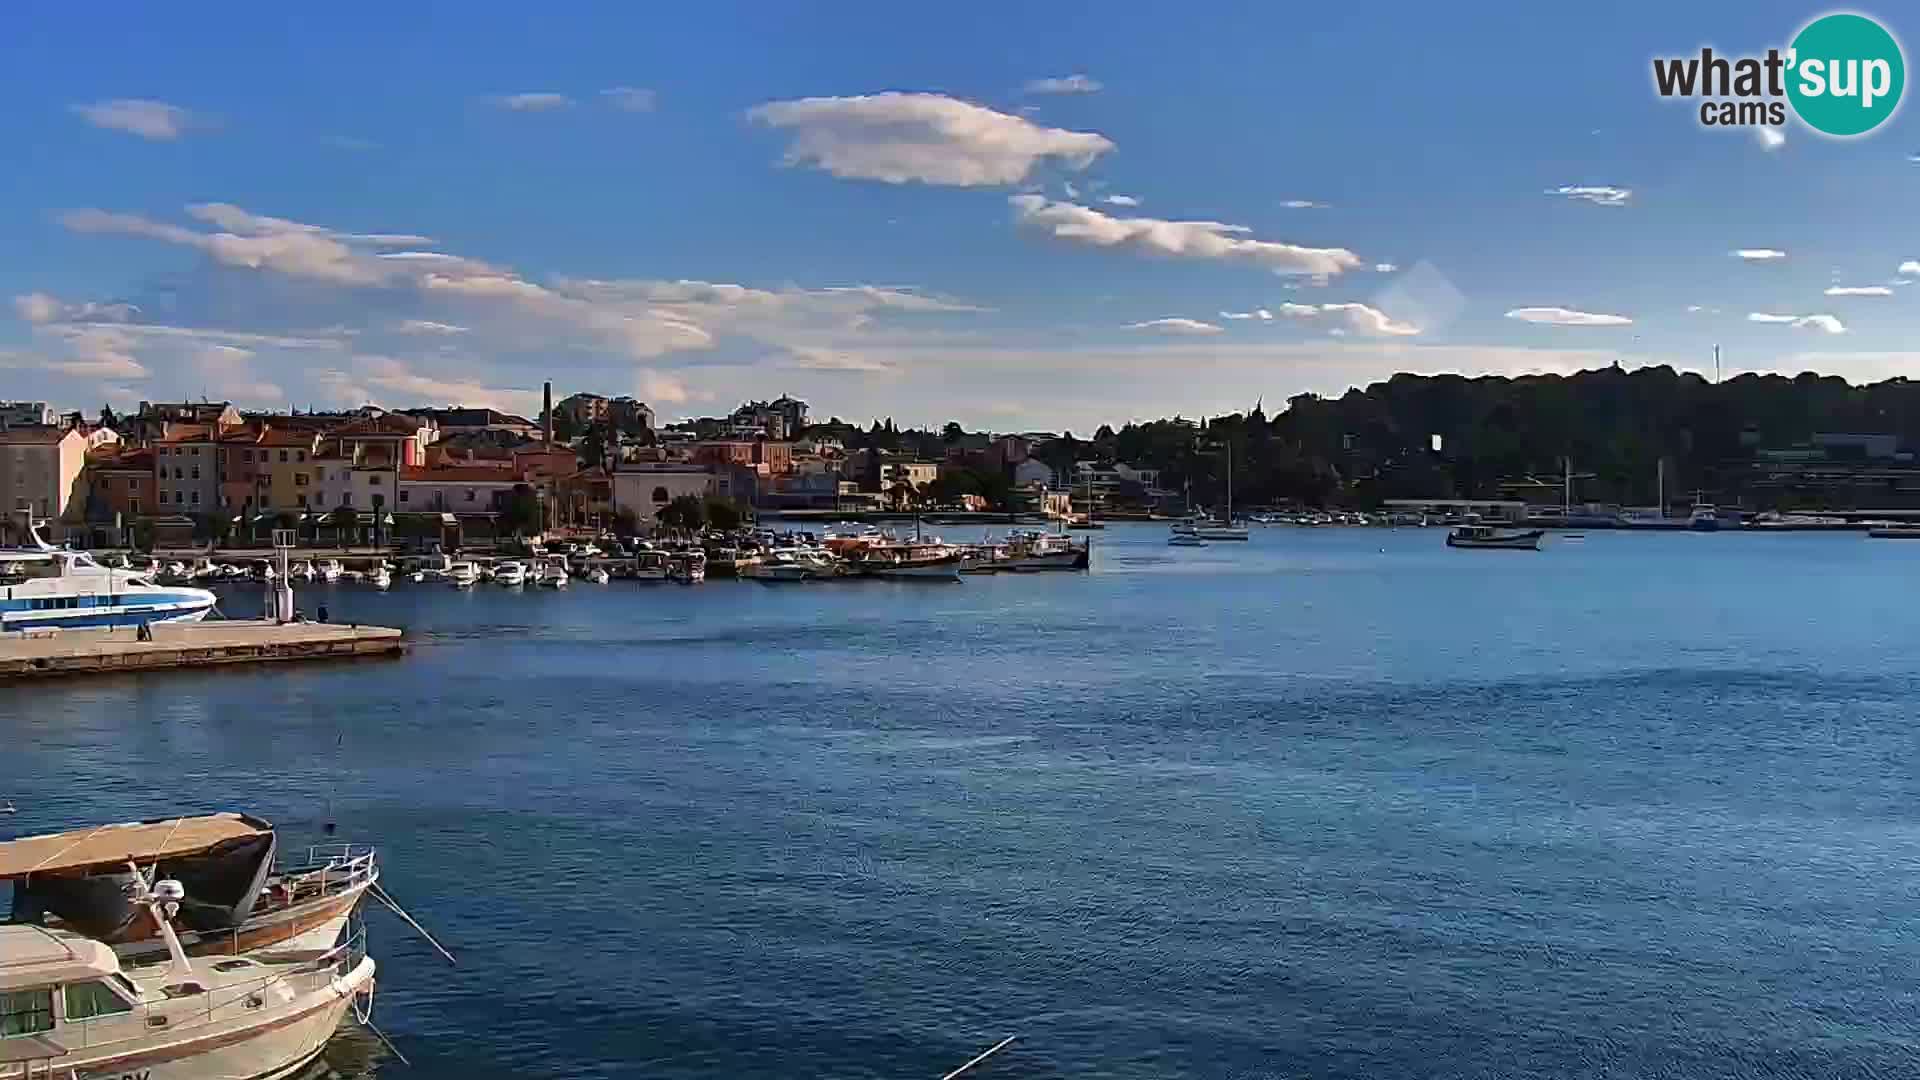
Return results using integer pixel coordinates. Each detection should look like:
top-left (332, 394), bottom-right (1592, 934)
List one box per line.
top-left (7, 525), bottom-right (1920, 1079)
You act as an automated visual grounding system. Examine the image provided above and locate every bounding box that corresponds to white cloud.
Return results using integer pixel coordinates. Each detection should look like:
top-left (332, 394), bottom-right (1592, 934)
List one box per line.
top-left (1900, 260), bottom-right (1920, 276)
top-left (1219, 309), bottom-right (1275, 321)
top-left (485, 93), bottom-right (574, 111)
top-left (1504, 306), bottom-right (1634, 327)
top-left (1063, 181), bottom-right (1081, 199)
top-left (191, 344), bottom-right (284, 403)
top-left (1374, 262), bottom-right (1398, 273)
top-left (1009, 195), bottom-right (1362, 277)
top-left (1316, 303), bottom-right (1420, 337)
top-left (62, 207), bottom-right (388, 285)
top-left (1825, 285), bottom-right (1892, 296)
top-left (1756, 127), bottom-right (1786, 151)
top-left (1127, 318), bottom-right (1224, 335)
top-left (782, 346), bottom-right (899, 372)
top-left (1023, 74), bottom-right (1103, 94)
top-left (13, 292), bottom-right (138, 325)
top-left (70, 99), bottom-right (195, 140)
top-left (637, 371), bottom-right (694, 405)
top-left (349, 355), bottom-right (531, 411)
top-left (1, 325), bottom-right (150, 380)
top-left (601, 87), bottom-right (657, 112)
top-left (396, 320), bottom-right (469, 335)
top-left (1280, 199), bottom-right (1327, 209)
top-left (747, 92), bottom-right (1113, 185)
top-left (1104, 194), bottom-right (1140, 207)
top-left (1546, 185), bottom-right (1632, 207)
top-left (1733, 248), bottom-right (1787, 261)
top-left (1748, 312), bottom-right (1846, 333)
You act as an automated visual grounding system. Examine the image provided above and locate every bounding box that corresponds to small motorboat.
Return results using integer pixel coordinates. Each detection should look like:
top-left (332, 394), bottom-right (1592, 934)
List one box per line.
top-left (492, 560), bottom-right (528, 587)
top-left (447, 561), bottom-right (480, 587)
top-left (1446, 524), bottom-right (1544, 550)
top-left (538, 559), bottom-right (569, 588)
top-left (317, 559), bottom-right (345, 582)
top-left (371, 564), bottom-right (393, 590)
top-left (1168, 534), bottom-right (1208, 547)
top-left (290, 559), bottom-right (317, 581)
top-left (586, 567), bottom-right (610, 585)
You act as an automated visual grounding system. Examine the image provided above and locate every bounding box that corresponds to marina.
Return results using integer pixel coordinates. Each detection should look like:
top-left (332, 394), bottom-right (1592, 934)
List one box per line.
top-left (0, 621), bottom-right (404, 681)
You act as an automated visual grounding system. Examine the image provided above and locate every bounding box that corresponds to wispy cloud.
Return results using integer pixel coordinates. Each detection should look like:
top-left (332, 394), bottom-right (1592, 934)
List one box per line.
top-left (1009, 195), bottom-right (1362, 277)
top-left (1219, 309), bottom-right (1274, 321)
top-left (1733, 248), bottom-right (1787, 261)
top-left (601, 87), bottom-right (657, 112)
top-left (1023, 74), bottom-right (1103, 95)
top-left (1546, 185), bottom-right (1632, 207)
top-left (13, 292), bottom-right (138, 325)
top-left (1900, 260), bottom-right (1920, 276)
top-left (1825, 284), bottom-right (1891, 296)
top-left (1127, 317), bottom-right (1224, 335)
top-left (748, 92), bottom-right (1112, 186)
top-left (1756, 127), bottom-right (1786, 151)
top-left (396, 320), bottom-right (469, 335)
top-left (484, 92), bottom-right (575, 111)
top-left (1312, 303), bottom-right (1421, 337)
top-left (781, 345), bottom-right (898, 372)
top-left (1104, 194), bottom-right (1140, 207)
top-left (1280, 199), bottom-right (1327, 209)
top-left (1748, 311), bottom-right (1846, 333)
top-left (1505, 306), bottom-right (1633, 327)
top-left (70, 99), bottom-right (197, 140)
top-left (1374, 262), bottom-right (1398, 273)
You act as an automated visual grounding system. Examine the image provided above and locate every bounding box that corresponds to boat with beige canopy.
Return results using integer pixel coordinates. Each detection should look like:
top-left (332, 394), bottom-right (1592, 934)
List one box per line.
top-left (1, 813), bottom-right (377, 965)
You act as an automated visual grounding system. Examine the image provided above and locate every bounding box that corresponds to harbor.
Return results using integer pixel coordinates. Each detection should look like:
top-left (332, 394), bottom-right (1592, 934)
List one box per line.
top-left (0, 620), bottom-right (404, 681)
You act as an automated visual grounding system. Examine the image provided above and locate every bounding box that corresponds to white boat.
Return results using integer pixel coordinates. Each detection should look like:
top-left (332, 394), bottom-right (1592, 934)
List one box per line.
top-left (371, 565), bottom-right (393, 590)
top-left (1688, 496), bottom-right (1721, 532)
top-left (1446, 524), bottom-right (1544, 550)
top-left (538, 559), bottom-right (569, 588)
top-left (492, 560), bottom-right (528, 587)
top-left (316, 559), bottom-right (345, 582)
top-left (999, 530), bottom-right (1091, 571)
top-left (0, 523), bottom-right (216, 631)
top-left (1167, 533), bottom-right (1208, 547)
top-left (0, 863), bottom-right (375, 1080)
top-left (446, 561), bottom-right (480, 588)
top-left (628, 551), bottom-right (669, 581)
top-left (586, 567), bottom-right (610, 584)
top-left (747, 551), bottom-right (824, 582)
top-left (668, 551), bottom-right (706, 584)
top-left (289, 560), bottom-right (316, 582)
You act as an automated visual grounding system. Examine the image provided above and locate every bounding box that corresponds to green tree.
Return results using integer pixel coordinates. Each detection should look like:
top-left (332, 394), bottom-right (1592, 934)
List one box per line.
top-left (659, 494), bottom-right (707, 531)
top-left (130, 519), bottom-right (155, 553)
top-left (613, 506), bottom-right (641, 537)
top-left (703, 497), bottom-right (743, 531)
top-left (499, 485), bottom-right (541, 537)
top-left (942, 421), bottom-right (965, 443)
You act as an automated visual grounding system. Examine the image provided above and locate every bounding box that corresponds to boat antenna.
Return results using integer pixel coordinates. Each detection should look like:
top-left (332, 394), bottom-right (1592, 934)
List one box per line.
top-left (125, 860), bottom-right (195, 982)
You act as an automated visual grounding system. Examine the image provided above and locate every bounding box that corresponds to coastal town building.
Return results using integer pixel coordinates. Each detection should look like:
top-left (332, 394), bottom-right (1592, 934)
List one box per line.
top-left (0, 425), bottom-right (88, 535)
top-left (415, 407), bottom-right (540, 439)
top-left (0, 401), bottom-right (58, 428)
top-left (153, 426), bottom-right (221, 516)
top-left (121, 401), bottom-right (242, 445)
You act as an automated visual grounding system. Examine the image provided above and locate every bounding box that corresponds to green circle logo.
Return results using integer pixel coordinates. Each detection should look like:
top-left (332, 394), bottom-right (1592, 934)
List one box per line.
top-left (1787, 12), bottom-right (1905, 136)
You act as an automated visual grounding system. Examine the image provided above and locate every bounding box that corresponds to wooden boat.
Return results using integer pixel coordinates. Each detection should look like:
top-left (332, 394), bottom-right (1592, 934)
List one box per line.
top-left (1446, 524), bottom-right (1544, 550)
top-left (1, 815), bottom-right (378, 964)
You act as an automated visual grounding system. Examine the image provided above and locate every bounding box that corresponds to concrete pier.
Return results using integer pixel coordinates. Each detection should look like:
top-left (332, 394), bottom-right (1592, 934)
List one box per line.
top-left (0, 621), bottom-right (405, 681)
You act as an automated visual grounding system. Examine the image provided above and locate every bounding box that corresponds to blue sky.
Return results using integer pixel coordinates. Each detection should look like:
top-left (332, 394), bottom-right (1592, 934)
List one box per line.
top-left (3, 1), bottom-right (1917, 432)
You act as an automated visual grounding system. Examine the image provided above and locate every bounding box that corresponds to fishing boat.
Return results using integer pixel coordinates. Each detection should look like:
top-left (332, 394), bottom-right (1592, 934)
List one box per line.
top-left (0, 814), bottom-right (378, 965)
top-left (1446, 524), bottom-right (1544, 550)
top-left (0, 522), bottom-right (216, 632)
top-left (491, 560), bottom-right (528, 587)
top-left (0, 862), bottom-right (375, 1080)
top-left (445, 561), bottom-right (480, 588)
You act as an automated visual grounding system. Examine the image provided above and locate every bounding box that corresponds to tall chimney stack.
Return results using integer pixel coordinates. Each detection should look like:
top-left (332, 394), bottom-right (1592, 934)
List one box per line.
top-left (543, 381), bottom-right (553, 446)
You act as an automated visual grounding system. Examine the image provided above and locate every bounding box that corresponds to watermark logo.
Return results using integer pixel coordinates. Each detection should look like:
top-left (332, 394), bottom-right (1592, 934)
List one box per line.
top-left (1653, 12), bottom-right (1905, 138)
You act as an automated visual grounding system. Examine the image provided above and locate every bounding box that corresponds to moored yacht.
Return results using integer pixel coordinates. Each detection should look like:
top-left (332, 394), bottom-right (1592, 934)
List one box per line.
top-left (316, 559), bottom-right (345, 582)
top-left (446, 561), bottom-right (480, 588)
top-left (0, 522), bottom-right (215, 631)
top-left (491, 560), bottom-right (528, 587)
top-left (0, 862), bottom-right (375, 1080)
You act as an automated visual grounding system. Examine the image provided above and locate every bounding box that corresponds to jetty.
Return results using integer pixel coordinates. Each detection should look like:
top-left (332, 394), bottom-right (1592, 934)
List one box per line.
top-left (0, 620), bottom-right (404, 681)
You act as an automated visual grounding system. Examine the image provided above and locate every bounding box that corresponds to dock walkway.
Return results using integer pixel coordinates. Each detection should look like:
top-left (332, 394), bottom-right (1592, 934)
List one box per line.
top-left (0, 621), bottom-right (404, 681)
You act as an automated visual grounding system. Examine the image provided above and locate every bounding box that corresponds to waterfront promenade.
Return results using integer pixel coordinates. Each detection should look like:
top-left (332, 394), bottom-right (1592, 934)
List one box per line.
top-left (0, 620), bottom-right (404, 681)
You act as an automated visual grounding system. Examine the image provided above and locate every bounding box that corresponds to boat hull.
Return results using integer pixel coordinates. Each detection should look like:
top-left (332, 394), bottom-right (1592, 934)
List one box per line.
top-left (1446, 531), bottom-right (1543, 550)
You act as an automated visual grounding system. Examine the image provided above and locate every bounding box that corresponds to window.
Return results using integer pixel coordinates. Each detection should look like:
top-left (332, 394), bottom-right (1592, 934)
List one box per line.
top-left (399, 490), bottom-right (409, 503)
top-left (294, 473), bottom-right (307, 487)
top-left (173, 468), bottom-right (182, 480)
top-left (367, 473), bottom-right (378, 485)
top-left (343, 491), bottom-right (354, 507)
top-left (280, 450), bottom-right (289, 463)
top-left (465, 488), bottom-right (476, 502)
top-left (129, 498), bottom-right (141, 515)
top-left (64, 981), bottom-right (133, 1020)
top-left (297, 450), bottom-right (306, 462)
top-left (190, 467), bottom-right (199, 480)
top-left (192, 447), bottom-right (200, 456)
top-left (315, 467), bottom-right (326, 481)
top-left (652, 486), bottom-right (670, 504)
top-left (190, 491), bottom-right (199, 505)
top-left (0, 987), bottom-right (53, 1037)
top-left (297, 494), bottom-right (307, 507)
